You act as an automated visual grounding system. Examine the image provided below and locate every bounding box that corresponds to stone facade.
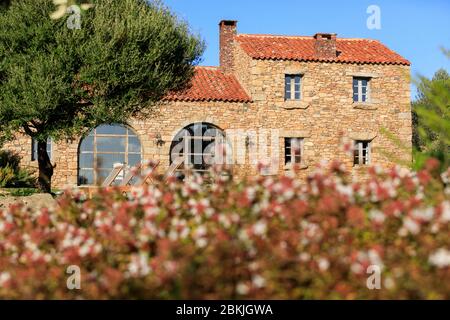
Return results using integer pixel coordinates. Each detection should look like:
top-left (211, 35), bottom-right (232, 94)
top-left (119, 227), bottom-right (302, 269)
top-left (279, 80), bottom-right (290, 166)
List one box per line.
top-left (2, 20), bottom-right (412, 189)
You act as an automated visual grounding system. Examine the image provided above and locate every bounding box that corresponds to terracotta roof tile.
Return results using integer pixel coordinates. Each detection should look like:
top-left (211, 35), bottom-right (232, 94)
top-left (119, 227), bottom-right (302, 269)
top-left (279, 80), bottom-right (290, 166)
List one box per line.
top-left (165, 66), bottom-right (251, 102)
top-left (236, 34), bottom-right (410, 65)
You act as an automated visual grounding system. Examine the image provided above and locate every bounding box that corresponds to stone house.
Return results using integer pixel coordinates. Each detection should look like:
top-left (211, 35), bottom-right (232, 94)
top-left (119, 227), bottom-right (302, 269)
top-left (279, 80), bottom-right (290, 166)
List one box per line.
top-left (3, 20), bottom-right (412, 188)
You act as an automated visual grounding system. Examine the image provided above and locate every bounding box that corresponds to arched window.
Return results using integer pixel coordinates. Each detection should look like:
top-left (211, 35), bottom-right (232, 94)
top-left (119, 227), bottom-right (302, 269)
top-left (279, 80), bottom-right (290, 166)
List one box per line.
top-left (78, 124), bottom-right (141, 185)
top-left (170, 122), bottom-right (225, 174)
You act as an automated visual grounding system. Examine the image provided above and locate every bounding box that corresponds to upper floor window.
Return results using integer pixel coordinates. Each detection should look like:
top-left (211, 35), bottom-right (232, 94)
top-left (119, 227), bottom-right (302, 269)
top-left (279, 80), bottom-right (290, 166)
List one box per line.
top-left (285, 75), bottom-right (302, 101)
top-left (353, 77), bottom-right (370, 103)
top-left (354, 140), bottom-right (371, 165)
top-left (31, 138), bottom-right (52, 161)
top-left (284, 137), bottom-right (303, 165)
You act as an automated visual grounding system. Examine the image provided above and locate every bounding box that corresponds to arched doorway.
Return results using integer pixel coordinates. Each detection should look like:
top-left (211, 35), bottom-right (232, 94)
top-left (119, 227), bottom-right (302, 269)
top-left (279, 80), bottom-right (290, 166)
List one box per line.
top-left (78, 124), bottom-right (142, 185)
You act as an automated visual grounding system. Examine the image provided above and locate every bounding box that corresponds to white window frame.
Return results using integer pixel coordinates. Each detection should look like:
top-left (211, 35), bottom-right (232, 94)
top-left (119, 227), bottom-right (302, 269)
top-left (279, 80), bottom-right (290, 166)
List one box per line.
top-left (353, 77), bottom-right (371, 103)
top-left (285, 74), bottom-right (302, 101)
top-left (353, 140), bottom-right (371, 165)
top-left (284, 137), bottom-right (304, 166)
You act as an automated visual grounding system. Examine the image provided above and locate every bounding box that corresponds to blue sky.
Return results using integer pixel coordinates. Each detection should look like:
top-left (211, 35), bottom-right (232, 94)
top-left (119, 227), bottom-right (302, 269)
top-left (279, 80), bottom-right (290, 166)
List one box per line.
top-left (164, 0), bottom-right (450, 98)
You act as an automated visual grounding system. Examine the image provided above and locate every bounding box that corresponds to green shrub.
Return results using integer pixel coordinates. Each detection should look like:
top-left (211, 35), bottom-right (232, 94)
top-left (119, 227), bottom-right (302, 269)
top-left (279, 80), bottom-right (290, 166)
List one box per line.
top-left (0, 150), bottom-right (36, 188)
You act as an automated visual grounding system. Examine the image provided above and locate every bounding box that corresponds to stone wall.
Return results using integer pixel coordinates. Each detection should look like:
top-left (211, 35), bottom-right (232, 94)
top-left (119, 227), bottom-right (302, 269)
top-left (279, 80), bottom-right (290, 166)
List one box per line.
top-left (2, 41), bottom-right (411, 189)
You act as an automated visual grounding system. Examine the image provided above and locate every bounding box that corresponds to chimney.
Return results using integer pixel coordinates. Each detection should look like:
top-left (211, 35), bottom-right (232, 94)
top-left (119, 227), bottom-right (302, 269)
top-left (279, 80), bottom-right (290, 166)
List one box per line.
top-left (313, 33), bottom-right (337, 59)
top-left (219, 20), bottom-right (237, 73)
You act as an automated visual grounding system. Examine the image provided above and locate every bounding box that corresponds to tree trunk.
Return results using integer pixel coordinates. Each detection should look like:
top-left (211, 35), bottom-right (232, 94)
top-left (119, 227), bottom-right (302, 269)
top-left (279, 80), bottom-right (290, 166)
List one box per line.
top-left (37, 140), bottom-right (53, 193)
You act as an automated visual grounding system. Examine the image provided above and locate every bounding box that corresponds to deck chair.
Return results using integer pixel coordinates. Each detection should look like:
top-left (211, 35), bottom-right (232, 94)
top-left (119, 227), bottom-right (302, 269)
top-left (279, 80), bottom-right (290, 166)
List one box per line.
top-left (115, 160), bottom-right (160, 194)
top-left (101, 163), bottom-right (125, 187)
top-left (132, 160), bottom-right (160, 186)
top-left (120, 162), bottom-right (143, 186)
top-left (163, 156), bottom-right (184, 181)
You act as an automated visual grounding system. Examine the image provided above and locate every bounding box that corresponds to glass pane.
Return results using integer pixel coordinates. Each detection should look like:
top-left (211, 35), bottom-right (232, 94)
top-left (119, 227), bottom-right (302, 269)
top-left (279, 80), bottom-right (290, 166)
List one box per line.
top-left (96, 153), bottom-right (125, 170)
top-left (295, 76), bottom-right (301, 97)
top-left (285, 76), bottom-right (291, 100)
top-left (78, 169), bottom-right (93, 185)
top-left (361, 79), bottom-right (368, 87)
top-left (79, 153), bottom-right (94, 169)
top-left (353, 78), bottom-right (358, 86)
top-left (96, 124), bottom-right (127, 135)
top-left (285, 138), bottom-right (291, 164)
top-left (96, 136), bottom-right (126, 152)
top-left (285, 76), bottom-right (292, 84)
top-left (128, 154), bottom-right (141, 167)
top-left (32, 138), bottom-right (52, 160)
top-left (353, 94), bottom-right (359, 102)
top-left (128, 136), bottom-right (141, 153)
top-left (46, 138), bottom-right (52, 153)
top-left (80, 136), bottom-right (94, 152)
top-left (97, 169), bottom-right (111, 185)
top-left (127, 128), bottom-right (138, 137)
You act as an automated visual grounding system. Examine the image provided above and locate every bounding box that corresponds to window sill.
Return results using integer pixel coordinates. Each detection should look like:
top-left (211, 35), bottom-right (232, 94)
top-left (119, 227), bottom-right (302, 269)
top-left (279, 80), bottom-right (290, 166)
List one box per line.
top-left (284, 163), bottom-right (309, 171)
top-left (353, 102), bottom-right (378, 110)
top-left (282, 100), bottom-right (310, 110)
top-left (353, 164), bottom-right (371, 168)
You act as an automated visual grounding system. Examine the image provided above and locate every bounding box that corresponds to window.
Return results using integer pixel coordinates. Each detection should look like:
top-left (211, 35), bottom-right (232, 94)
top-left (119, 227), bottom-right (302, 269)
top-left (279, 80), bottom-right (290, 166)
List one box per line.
top-left (78, 124), bottom-right (142, 185)
top-left (170, 122), bottom-right (224, 175)
top-left (31, 138), bottom-right (52, 161)
top-left (354, 140), bottom-right (371, 165)
top-left (353, 77), bottom-right (370, 103)
top-left (285, 75), bottom-right (302, 100)
top-left (284, 137), bottom-right (303, 165)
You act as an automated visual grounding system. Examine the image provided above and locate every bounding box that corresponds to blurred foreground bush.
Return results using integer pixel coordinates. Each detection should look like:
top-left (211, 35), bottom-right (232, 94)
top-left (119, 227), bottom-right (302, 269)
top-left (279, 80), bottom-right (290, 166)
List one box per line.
top-left (0, 160), bottom-right (449, 299)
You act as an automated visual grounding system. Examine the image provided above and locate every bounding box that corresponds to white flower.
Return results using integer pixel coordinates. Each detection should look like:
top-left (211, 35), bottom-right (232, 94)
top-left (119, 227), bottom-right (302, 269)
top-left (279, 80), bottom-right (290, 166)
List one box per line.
top-left (252, 275), bottom-right (266, 288)
top-left (384, 277), bottom-right (395, 290)
top-left (350, 263), bottom-right (364, 274)
top-left (196, 238), bottom-right (208, 248)
top-left (194, 225), bottom-right (207, 238)
top-left (299, 252), bottom-right (310, 262)
top-left (429, 248), bottom-right (450, 268)
top-left (440, 201), bottom-right (450, 222)
top-left (236, 282), bottom-right (249, 295)
top-left (402, 217), bottom-right (420, 235)
top-left (368, 249), bottom-right (384, 269)
top-left (0, 272), bottom-right (11, 286)
top-left (317, 258), bottom-right (330, 271)
top-left (168, 230), bottom-right (178, 241)
top-left (79, 245), bottom-right (90, 257)
top-left (253, 220), bottom-right (267, 236)
top-left (411, 207), bottom-right (434, 222)
top-left (369, 209), bottom-right (386, 224)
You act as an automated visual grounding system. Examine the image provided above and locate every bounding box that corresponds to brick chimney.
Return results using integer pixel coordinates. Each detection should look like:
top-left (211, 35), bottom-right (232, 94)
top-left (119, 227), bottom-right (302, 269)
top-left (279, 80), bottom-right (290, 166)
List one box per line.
top-left (313, 33), bottom-right (337, 59)
top-left (219, 20), bottom-right (237, 74)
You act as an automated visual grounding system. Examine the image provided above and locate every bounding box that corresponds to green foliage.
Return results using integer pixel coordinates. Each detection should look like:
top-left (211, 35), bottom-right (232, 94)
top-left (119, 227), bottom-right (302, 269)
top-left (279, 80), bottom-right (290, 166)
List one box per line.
top-left (9, 187), bottom-right (38, 196)
top-left (0, 165), bottom-right (15, 187)
top-left (412, 61), bottom-right (450, 171)
top-left (0, 150), bottom-right (36, 187)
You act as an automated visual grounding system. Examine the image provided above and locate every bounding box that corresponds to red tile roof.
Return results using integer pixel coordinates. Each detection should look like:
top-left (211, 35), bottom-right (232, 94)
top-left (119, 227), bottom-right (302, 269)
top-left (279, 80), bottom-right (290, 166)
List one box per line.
top-left (236, 34), bottom-right (410, 65)
top-left (165, 66), bottom-right (251, 103)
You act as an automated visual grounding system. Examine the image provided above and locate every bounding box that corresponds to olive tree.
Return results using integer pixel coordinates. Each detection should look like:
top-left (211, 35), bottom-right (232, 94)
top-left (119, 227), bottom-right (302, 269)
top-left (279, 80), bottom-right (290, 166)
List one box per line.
top-left (0, 0), bottom-right (204, 192)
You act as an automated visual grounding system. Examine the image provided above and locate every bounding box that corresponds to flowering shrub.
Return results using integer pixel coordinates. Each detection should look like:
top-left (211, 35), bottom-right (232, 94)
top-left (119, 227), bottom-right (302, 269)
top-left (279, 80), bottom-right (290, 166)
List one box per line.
top-left (0, 160), bottom-right (449, 299)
